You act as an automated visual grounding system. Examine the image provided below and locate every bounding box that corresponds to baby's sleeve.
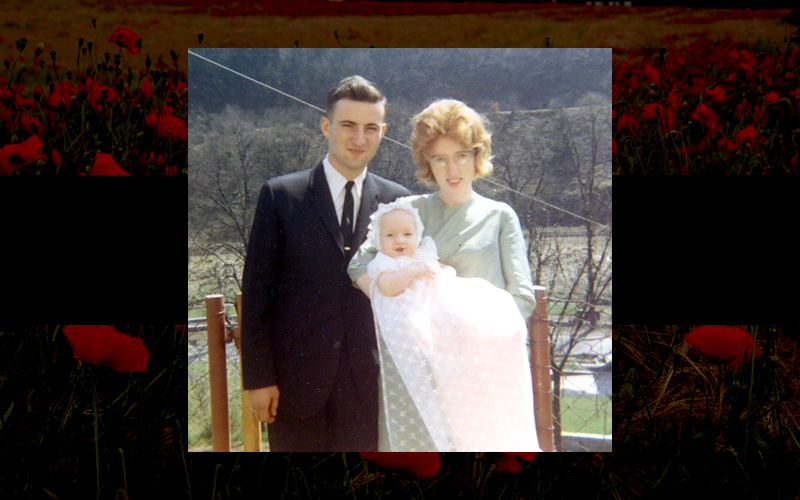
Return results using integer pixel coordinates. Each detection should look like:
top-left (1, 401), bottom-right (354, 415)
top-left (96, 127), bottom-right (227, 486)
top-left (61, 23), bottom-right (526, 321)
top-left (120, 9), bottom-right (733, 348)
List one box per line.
top-left (367, 252), bottom-right (401, 281)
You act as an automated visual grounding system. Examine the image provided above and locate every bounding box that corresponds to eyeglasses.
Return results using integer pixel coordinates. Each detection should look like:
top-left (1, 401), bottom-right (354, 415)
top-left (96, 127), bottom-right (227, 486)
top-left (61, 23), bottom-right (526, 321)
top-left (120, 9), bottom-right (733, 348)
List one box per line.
top-left (427, 150), bottom-right (475, 170)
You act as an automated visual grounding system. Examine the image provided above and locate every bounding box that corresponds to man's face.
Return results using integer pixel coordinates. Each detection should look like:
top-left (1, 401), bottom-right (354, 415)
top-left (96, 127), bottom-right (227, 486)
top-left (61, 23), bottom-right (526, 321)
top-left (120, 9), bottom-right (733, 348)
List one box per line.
top-left (321, 99), bottom-right (387, 180)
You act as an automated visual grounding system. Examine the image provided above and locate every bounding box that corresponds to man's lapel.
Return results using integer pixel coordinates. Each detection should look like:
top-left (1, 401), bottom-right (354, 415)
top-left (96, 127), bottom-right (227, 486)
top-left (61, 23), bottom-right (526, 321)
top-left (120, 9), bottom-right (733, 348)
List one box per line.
top-left (309, 162), bottom-right (345, 255)
top-left (354, 172), bottom-right (380, 249)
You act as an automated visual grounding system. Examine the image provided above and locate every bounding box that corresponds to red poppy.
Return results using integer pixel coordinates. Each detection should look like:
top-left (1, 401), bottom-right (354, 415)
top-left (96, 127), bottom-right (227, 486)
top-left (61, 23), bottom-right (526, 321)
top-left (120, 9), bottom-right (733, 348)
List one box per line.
top-left (764, 91), bottom-right (780, 105)
top-left (613, 61), bottom-right (632, 83)
top-left (359, 453), bottom-right (441, 478)
top-left (139, 76), bottom-right (153, 99)
top-left (81, 76), bottom-right (119, 112)
top-left (643, 60), bottom-right (662, 86)
top-left (156, 115), bottom-right (188, 141)
top-left (616, 112), bottom-right (638, 136)
top-left (685, 325), bottom-right (760, 370)
top-left (109, 26), bottom-right (142, 55)
top-left (734, 125), bottom-right (758, 149)
top-left (493, 452), bottom-right (538, 473)
top-left (20, 114), bottom-right (42, 136)
top-left (86, 152), bottom-right (130, 175)
top-left (688, 76), bottom-right (707, 97)
top-left (145, 107), bottom-right (188, 141)
top-left (718, 136), bottom-right (737, 157)
top-left (641, 103), bottom-right (675, 135)
top-left (63, 325), bottom-right (149, 371)
top-left (0, 84), bottom-right (36, 109)
top-left (705, 85), bottom-right (726, 103)
top-left (690, 103), bottom-right (719, 131)
top-left (52, 149), bottom-right (62, 168)
top-left (641, 103), bottom-right (661, 121)
top-left (46, 82), bottom-right (74, 110)
top-left (0, 135), bottom-right (47, 174)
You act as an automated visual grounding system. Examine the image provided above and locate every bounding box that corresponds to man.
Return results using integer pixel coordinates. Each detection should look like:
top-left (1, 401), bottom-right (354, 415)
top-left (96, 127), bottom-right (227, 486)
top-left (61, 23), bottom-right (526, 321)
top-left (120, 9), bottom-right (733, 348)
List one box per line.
top-left (241, 75), bottom-right (410, 451)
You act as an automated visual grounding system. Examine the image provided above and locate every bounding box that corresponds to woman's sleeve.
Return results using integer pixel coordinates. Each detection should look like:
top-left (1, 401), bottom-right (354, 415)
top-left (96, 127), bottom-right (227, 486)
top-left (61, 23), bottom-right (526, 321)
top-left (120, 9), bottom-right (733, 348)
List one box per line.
top-left (416, 236), bottom-right (440, 271)
top-left (348, 236), bottom-right (380, 282)
top-left (499, 206), bottom-right (537, 319)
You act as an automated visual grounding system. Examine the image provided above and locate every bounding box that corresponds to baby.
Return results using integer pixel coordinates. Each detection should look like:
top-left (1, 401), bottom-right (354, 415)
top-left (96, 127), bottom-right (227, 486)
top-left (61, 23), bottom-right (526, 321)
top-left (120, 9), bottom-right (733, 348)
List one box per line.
top-left (372, 205), bottom-right (453, 297)
top-left (365, 198), bottom-right (540, 452)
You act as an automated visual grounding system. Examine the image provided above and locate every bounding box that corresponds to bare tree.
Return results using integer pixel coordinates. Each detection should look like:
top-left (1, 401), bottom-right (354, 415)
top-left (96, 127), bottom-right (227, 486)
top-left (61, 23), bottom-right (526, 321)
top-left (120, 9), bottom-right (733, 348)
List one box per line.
top-left (188, 105), bottom-right (325, 303)
top-left (546, 104), bottom-right (612, 450)
top-left (482, 103), bottom-right (612, 450)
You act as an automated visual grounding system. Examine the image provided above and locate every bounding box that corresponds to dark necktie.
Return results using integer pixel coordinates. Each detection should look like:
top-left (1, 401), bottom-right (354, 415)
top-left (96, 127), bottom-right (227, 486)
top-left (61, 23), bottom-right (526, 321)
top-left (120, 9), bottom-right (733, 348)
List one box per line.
top-left (341, 180), bottom-right (355, 253)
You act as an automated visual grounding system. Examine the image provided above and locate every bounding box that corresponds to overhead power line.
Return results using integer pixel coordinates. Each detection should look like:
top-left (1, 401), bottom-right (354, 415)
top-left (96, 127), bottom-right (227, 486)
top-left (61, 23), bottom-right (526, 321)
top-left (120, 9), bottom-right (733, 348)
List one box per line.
top-left (188, 50), bottom-right (610, 230)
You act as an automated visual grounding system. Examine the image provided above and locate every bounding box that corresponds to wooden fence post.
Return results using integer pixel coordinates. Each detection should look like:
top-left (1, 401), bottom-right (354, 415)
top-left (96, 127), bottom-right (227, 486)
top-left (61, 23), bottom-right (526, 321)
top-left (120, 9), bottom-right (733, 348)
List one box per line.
top-left (530, 286), bottom-right (556, 452)
top-left (237, 293), bottom-right (263, 451)
top-left (205, 294), bottom-right (230, 452)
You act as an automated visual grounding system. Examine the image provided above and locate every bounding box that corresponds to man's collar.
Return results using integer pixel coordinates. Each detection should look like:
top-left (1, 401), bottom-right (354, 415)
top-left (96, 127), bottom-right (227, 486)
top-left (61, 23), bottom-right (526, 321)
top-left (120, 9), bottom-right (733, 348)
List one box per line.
top-left (323, 155), bottom-right (367, 195)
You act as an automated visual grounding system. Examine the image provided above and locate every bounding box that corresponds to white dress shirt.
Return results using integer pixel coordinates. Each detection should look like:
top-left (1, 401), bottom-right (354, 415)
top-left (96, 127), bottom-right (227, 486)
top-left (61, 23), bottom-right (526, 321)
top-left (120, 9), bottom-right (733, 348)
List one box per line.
top-left (323, 155), bottom-right (366, 231)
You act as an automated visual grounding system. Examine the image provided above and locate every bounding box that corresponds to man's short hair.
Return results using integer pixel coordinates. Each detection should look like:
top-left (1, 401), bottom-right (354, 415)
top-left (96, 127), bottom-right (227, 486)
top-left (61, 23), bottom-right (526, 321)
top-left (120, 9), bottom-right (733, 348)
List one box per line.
top-left (326, 75), bottom-right (387, 118)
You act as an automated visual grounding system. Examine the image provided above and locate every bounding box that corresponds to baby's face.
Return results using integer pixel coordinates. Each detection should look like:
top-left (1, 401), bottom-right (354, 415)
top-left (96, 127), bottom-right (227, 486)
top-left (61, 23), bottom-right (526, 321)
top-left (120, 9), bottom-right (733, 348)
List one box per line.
top-left (379, 209), bottom-right (419, 258)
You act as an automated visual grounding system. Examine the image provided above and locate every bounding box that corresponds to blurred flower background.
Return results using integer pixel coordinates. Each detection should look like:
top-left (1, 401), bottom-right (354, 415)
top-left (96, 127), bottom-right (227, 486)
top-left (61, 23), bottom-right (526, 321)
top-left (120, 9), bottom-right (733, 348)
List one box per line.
top-left (614, 325), bottom-right (800, 498)
top-left (1, 22), bottom-right (187, 174)
top-left (0, 326), bottom-right (186, 498)
top-left (613, 37), bottom-right (800, 174)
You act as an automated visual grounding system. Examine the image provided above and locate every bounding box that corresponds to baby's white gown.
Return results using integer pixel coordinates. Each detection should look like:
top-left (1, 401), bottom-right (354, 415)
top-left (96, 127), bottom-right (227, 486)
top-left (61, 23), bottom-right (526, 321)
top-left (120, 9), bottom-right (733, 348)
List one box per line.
top-left (367, 237), bottom-right (540, 451)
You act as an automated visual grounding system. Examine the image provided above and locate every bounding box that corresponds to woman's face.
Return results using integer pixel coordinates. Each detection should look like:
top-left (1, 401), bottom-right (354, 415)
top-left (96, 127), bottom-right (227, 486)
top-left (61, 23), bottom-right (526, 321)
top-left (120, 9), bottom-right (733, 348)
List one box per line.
top-left (379, 209), bottom-right (419, 258)
top-left (427, 135), bottom-right (475, 206)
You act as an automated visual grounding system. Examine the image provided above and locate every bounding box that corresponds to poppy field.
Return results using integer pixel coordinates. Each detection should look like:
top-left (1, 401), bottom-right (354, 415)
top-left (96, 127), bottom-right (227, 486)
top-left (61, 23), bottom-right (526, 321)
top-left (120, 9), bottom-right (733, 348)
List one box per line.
top-left (614, 325), bottom-right (800, 498)
top-left (0, 326), bottom-right (187, 498)
top-left (613, 35), bottom-right (800, 175)
top-left (7, 1), bottom-right (794, 175)
top-left (186, 451), bottom-right (607, 499)
top-left (2, 19), bottom-right (186, 174)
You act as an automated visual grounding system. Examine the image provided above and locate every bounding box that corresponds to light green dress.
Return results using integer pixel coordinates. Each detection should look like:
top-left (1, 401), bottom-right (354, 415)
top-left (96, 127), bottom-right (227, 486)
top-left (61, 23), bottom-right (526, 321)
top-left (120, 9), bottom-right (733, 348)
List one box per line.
top-left (348, 191), bottom-right (537, 451)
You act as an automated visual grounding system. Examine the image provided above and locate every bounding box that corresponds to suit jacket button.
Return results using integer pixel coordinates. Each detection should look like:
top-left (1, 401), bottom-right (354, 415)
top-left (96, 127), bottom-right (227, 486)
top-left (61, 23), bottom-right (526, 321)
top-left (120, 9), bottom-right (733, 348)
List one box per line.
top-left (333, 340), bottom-right (341, 349)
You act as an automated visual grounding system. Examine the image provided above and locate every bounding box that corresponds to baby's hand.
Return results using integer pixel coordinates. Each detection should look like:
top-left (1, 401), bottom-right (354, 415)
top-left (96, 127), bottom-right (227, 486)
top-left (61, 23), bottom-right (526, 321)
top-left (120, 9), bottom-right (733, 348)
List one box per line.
top-left (409, 261), bottom-right (436, 283)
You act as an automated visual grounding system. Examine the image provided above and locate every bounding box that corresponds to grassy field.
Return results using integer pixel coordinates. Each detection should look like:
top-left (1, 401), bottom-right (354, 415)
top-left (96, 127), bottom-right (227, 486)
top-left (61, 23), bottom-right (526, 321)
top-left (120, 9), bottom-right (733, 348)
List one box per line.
top-left (4, 0), bottom-right (794, 76)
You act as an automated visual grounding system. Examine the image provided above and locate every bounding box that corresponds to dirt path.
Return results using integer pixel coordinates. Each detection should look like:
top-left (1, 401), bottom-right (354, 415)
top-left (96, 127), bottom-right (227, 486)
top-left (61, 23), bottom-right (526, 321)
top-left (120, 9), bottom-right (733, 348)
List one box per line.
top-left (3, 0), bottom-right (793, 75)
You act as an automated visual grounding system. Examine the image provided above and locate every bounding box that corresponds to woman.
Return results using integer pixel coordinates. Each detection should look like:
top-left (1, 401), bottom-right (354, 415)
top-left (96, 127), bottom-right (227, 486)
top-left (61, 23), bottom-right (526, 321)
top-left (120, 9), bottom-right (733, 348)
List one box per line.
top-left (348, 99), bottom-right (538, 451)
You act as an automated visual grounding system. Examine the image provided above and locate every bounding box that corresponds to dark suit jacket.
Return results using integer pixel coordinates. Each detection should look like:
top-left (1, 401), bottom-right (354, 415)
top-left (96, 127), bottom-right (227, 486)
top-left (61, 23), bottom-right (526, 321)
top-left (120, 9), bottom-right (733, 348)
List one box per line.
top-left (241, 162), bottom-right (410, 419)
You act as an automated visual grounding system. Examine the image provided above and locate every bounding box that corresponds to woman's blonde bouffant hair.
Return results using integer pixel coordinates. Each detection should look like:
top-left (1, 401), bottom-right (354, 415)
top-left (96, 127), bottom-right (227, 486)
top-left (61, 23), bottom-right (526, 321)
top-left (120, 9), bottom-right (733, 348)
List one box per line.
top-left (409, 99), bottom-right (493, 186)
